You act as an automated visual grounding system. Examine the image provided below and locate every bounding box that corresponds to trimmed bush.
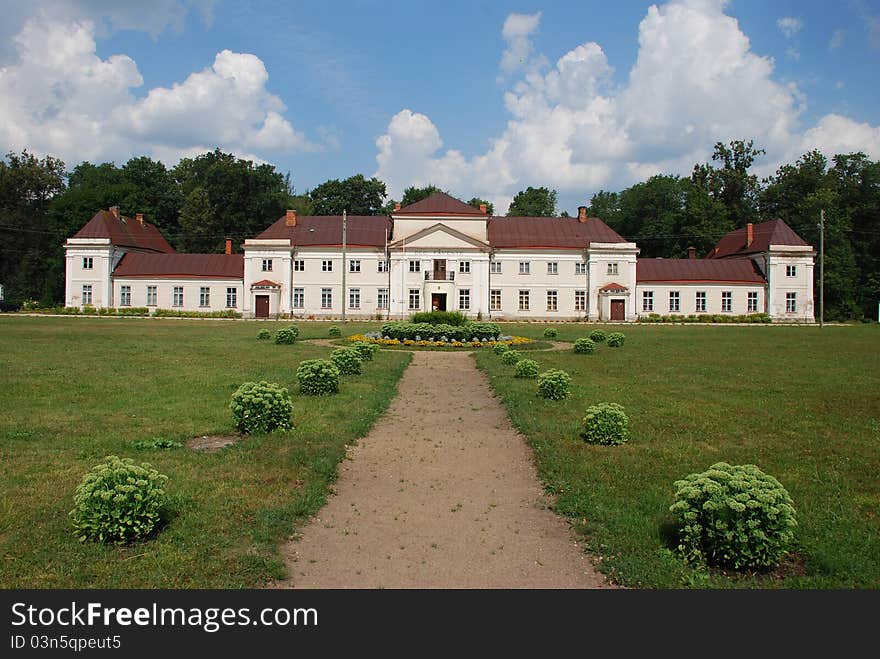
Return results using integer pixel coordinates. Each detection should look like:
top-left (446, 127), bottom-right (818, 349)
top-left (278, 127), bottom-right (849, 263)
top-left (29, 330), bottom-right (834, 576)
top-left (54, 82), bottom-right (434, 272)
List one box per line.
top-left (328, 325), bottom-right (342, 337)
top-left (330, 347), bottom-right (362, 375)
top-left (669, 462), bottom-right (798, 571)
top-left (574, 338), bottom-right (595, 354)
top-left (274, 326), bottom-right (299, 344)
top-left (297, 359), bottom-right (340, 395)
top-left (70, 456), bottom-right (170, 545)
top-left (606, 332), bottom-right (625, 347)
top-left (493, 343), bottom-right (510, 355)
top-left (257, 328), bottom-right (272, 340)
top-left (543, 327), bottom-right (558, 339)
top-left (501, 349), bottom-right (522, 365)
top-left (351, 341), bottom-right (378, 361)
top-left (410, 310), bottom-right (468, 326)
top-left (230, 380), bottom-right (293, 434)
top-left (537, 369), bottom-right (571, 400)
top-left (581, 402), bottom-right (629, 445)
top-left (514, 359), bottom-right (539, 378)
top-left (589, 329), bottom-right (607, 342)
top-left (380, 321), bottom-right (501, 342)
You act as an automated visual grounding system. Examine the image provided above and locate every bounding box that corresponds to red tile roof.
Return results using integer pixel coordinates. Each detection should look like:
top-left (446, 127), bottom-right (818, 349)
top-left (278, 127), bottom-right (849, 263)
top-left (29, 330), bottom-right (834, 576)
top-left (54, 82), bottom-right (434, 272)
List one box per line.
top-left (600, 282), bottom-right (629, 291)
top-left (396, 192), bottom-right (486, 215)
top-left (72, 210), bottom-right (175, 253)
top-left (708, 219), bottom-right (809, 258)
top-left (488, 216), bottom-right (626, 249)
top-left (112, 253), bottom-right (244, 279)
top-left (637, 258), bottom-right (765, 283)
top-left (255, 214), bottom-right (391, 247)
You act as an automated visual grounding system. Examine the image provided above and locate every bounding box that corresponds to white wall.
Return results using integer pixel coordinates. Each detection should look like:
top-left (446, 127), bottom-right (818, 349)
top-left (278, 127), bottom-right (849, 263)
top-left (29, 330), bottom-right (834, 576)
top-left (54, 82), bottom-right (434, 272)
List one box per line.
top-left (64, 239), bottom-right (118, 307)
top-left (391, 216), bottom-right (488, 242)
top-left (113, 278), bottom-right (243, 312)
top-left (765, 246), bottom-right (815, 322)
top-left (634, 283), bottom-right (765, 316)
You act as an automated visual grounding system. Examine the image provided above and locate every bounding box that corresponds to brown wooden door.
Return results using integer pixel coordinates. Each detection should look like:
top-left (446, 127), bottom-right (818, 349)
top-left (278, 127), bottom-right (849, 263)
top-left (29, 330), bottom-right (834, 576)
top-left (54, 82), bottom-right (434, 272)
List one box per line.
top-left (610, 299), bottom-right (625, 321)
top-left (255, 295), bottom-right (270, 318)
top-left (433, 259), bottom-right (446, 280)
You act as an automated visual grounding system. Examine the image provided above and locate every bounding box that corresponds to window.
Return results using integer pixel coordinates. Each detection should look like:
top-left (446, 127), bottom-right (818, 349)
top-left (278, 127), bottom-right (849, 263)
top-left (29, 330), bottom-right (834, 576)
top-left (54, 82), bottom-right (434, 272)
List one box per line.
top-left (82, 257), bottom-right (93, 270)
top-left (458, 261), bottom-right (471, 274)
top-left (199, 287), bottom-right (210, 307)
top-left (642, 291), bottom-right (654, 312)
top-left (490, 289), bottom-right (502, 311)
top-left (322, 260), bottom-right (333, 272)
top-left (607, 262), bottom-right (619, 275)
top-left (786, 292), bottom-right (797, 313)
top-left (261, 259), bottom-right (273, 272)
top-left (547, 262), bottom-right (558, 275)
top-left (349, 288), bottom-right (360, 309)
top-left (349, 260), bottom-right (361, 273)
top-left (669, 291), bottom-right (680, 312)
top-left (695, 291), bottom-right (706, 313)
top-left (226, 287), bottom-right (237, 308)
top-left (409, 260), bottom-right (421, 272)
top-left (378, 260), bottom-right (389, 273)
top-left (518, 290), bottom-right (530, 311)
top-left (546, 290), bottom-right (558, 311)
top-left (146, 286), bottom-right (157, 307)
top-left (173, 286), bottom-right (184, 307)
top-left (459, 288), bottom-right (471, 310)
top-left (747, 291), bottom-right (758, 312)
top-left (490, 261), bottom-right (502, 274)
top-left (575, 262), bottom-right (586, 275)
top-left (293, 259), bottom-right (304, 272)
top-left (786, 265), bottom-right (797, 277)
top-left (721, 291), bottom-right (732, 312)
top-left (377, 288), bottom-right (389, 310)
top-left (120, 285), bottom-right (131, 306)
top-left (82, 285), bottom-right (92, 305)
top-left (321, 288), bottom-right (332, 309)
top-left (519, 261), bottom-right (530, 275)
top-left (575, 290), bottom-right (586, 312)
top-left (408, 288), bottom-right (420, 310)
top-left (293, 288), bottom-right (304, 308)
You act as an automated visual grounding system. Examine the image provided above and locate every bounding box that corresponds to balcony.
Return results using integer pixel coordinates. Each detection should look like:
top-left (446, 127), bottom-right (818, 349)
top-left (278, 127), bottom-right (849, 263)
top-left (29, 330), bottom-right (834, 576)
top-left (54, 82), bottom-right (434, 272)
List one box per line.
top-left (425, 270), bottom-right (455, 281)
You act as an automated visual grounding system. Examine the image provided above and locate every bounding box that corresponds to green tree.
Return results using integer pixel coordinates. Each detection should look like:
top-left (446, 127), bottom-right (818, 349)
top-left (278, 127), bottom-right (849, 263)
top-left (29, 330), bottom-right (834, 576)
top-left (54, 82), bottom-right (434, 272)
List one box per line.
top-left (692, 139), bottom-right (765, 228)
top-left (178, 187), bottom-right (215, 253)
top-left (309, 174), bottom-right (387, 215)
top-left (467, 197), bottom-right (494, 214)
top-left (400, 184), bottom-right (442, 208)
top-left (506, 186), bottom-right (557, 216)
top-left (587, 190), bottom-right (620, 226)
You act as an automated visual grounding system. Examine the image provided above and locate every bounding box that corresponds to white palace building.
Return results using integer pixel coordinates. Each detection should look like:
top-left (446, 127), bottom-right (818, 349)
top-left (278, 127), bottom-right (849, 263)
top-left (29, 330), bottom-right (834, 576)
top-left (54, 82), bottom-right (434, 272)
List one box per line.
top-left (64, 192), bottom-right (816, 322)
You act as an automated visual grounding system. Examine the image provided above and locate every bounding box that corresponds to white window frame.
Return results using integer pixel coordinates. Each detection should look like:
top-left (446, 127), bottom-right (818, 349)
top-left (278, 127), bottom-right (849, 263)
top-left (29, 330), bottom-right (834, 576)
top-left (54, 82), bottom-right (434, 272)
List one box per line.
top-left (642, 291), bottom-right (653, 312)
top-left (82, 285), bottom-right (92, 305)
top-left (293, 287), bottom-right (304, 309)
top-left (120, 285), bottom-right (131, 306)
top-left (82, 257), bottom-right (93, 270)
top-left (377, 288), bottom-right (389, 310)
top-left (261, 258), bottom-right (273, 272)
top-left (695, 291), bottom-right (706, 313)
top-left (349, 260), bottom-right (361, 273)
top-left (408, 288), bottom-right (420, 310)
top-left (669, 291), bottom-right (680, 313)
top-left (518, 261), bottom-right (530, 275)
top-left (607, 262), bottom-right (619, 276)
top-left (574, 290), bottom-right (586, 312)
top-left (747, 291), bottom-right (758, 312)
top-left (322, 260), bottom-right (333, 272)
top-left (490, 261), bottom-right (502, 274)
top-left (786, 265), bottom-right (797, 277)
top-left (459, 261), bottom-right (471, 274)
top-left (226, 287), bottom-right (237, 308)
top-left (547, 262), bottom-right (558, 275)
top-left (409, 260), bottom-right (421, 273)
top-left (173, 286), bottom-right (184, 307)
top-left (546, 290), bottom-right (558, 311)
top-left (459, 288), bottom-right (470, 310)
top-left (721, 291), bottom-right (732, 312)
top-left (146, 285), bottom-right (157, 307)
top-left (378, 260), bottom-right (389, 273)
top-left (321, 288), bottom-right (332, 309)
top-left (490, 289), bottom-right (502, 311)
top-left (518, 289), bottom-right (530, 311)
top-left (199, 287), bottom-right (210, 307)
top-left (293, 259), bottom-right (305, 272)
top-left (786, 292), bottom-right (797, 313)
top-left (348, 287), bottom-right (360, 309)
top-left (575, 262), bottom-right (586, 275)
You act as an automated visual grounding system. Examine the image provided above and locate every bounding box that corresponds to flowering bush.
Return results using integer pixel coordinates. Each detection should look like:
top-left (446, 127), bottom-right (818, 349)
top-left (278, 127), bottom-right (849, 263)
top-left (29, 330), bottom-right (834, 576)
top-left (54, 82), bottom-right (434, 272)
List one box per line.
top-left (493, 343), bottom-right (510, 355)
top-left (501, 349), bottom-right (522, 365)
top-left (70, 456), bottom-right (170, 544)
top-left (543, 327), bottom-right (558, 339)
top-left (257, 328), bottom-right (272, 340)
top-left (297, 359), bottom-right (340, 395)
top-left (581, 402), bottom-right (629, 445)
top-left (606, 332), bottom-right (625, 347)
top-left (574, 338), bottom-right (595, 354)
top-left (589, 329), bottom-right (607, 342)
top-left (380, 321), bottom-right (501, 342)
top-left (330, 347), bottom-right (362, 375)
top-left (351, 341), bottom-right (379, 361)
top-left (537, 369), bottom-right (571, 400)
top-left (514, 359), bottom-right (539, 378)
top-left (274, 326), bottom-right (299, 344)
top-left (230, 381), bottom-right (293, 433)
top-left (669, 463), bottom-right (797, 570)
top-left (328, 326), bottom-right (342, 337)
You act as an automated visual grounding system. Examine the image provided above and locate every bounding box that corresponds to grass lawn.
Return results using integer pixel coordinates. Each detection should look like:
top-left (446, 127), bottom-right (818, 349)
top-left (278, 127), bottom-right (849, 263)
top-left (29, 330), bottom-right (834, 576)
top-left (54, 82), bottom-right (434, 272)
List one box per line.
top-left (0, 316), bottom-right (410, 588)
top-left (476, 323), bottom-right (880, 588)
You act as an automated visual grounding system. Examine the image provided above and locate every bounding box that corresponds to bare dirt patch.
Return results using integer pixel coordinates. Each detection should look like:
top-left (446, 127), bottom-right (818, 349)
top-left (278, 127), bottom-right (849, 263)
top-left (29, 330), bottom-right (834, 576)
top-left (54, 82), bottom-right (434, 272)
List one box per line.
top-left (187, 435), bottom-right (240, 452)
top-left (273, 351), bottom-right (611, 589)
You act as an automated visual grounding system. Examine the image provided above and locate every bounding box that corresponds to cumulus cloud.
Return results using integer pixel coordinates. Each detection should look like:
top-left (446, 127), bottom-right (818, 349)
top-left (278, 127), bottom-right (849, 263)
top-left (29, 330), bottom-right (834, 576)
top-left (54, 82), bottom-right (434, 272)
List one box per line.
top-left (776, 17), bottom-right (802, 39)
top-left (499, 12), bottom-right (544, 76)
top-left (374, 0), bottom-right (880, 213)
top-left (800, 114), bottom-right (880, 157)
top-left (0, 15), bottom-right (315, 167)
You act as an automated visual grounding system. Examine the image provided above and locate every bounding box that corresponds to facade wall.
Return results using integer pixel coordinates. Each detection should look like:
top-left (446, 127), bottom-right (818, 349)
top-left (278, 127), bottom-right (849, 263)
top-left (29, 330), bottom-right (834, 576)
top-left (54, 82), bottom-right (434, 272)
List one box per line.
top-left (634, 283), bottom-right (765, 317)
top-left (391, 216), bottom-right (488, 242)
top-left (113, 278), bottom-right (243, 312)
top-left (64, 239), bottom-right (122, 307)
top-left (764, 247), bottom-right (815, 322)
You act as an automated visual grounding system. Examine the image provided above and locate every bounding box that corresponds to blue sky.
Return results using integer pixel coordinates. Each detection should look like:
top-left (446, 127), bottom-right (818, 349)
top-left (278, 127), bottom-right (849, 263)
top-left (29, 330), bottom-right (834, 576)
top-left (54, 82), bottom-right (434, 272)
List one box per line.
top-left (1, 0), bottom-right (878, 214)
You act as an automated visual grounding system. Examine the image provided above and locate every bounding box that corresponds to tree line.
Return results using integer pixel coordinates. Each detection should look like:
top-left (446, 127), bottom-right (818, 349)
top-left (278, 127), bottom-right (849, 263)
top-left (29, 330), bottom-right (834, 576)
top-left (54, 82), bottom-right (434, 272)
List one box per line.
top-left (1, 142), bottom-right (877, 318)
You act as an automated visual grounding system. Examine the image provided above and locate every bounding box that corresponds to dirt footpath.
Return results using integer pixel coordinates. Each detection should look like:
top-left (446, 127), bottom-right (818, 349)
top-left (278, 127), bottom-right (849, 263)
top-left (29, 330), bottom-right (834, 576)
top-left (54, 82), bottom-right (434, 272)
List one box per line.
top-left (274, 350), bottom-right (610, 589)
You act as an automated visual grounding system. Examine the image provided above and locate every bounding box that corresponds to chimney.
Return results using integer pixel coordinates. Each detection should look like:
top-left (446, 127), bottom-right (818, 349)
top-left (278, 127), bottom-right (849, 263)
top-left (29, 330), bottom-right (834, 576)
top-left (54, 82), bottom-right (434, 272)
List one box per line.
top-left (285, 209), bottom-right (297, 227)
top-left (687, 246), bottom-right (696, 260)
top-left (135, 212), bottom-right (144, 227)
top-left (394, 202), bottom-right (401, 211)
top-left (577, 206), bottom-right (588, 223)
top-left (225, 239), bottom-right (232, 255)
top-left (109, 206), bottom-right (119, 220)
top-left (479, 203), bottom-right (487, 214)
top-left (746, 222), bottom-right (753, 247)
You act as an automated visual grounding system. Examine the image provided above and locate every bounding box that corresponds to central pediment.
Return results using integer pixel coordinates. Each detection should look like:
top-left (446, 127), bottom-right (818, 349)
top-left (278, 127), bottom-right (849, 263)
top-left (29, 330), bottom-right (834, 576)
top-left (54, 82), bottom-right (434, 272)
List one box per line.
top-left (389, 223), bottom-right (490, 252)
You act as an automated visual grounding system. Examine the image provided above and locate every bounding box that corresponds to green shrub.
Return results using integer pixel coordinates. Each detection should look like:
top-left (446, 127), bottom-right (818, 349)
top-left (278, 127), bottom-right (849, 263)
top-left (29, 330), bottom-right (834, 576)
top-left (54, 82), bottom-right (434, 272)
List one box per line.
top-left (581, 403), bottom-right (629, 445)
top-left (574, 337), bottom-right (595, 354)
top-left (501, 349), bottom-right (522, 365)
top-left (330, 347), bottom-right (362, 375)
top-left (380, 321), bottom-right (501, 342)
top-left (69, 456), bottom-right (170, 545)
top-left (328, 326), bottom-right (342, 337)
top-left (589, 329), bottom-right (607, 342)
top-left (230, 381), bottom-right (293, 434)
top-left (257, 328), bottom-right (272, 340)
top-left (669, 462), bottom-right (797, 570)
top-left (152, 308), bottom-right (240, 318)
top-left (410, 310), bottom-right (468, 326)
top-left (351, 341), bottom-right (378, 361)
top-left (537, 369), bottom-right (571, 400)
top-left (132, 438), bottom-right (182, 451)
top-left (606, 332), bottom-right (625, 347)
top-left (514, 359), bottom-right (539, 378)
top-left (274, 326), bottom-right (299, 344)
top-left (543, 327), bottom-right (558, 339)
top-left (493, 343), bottom-right (510, 355)
top-left (297, 359), bottom-right (340, 395)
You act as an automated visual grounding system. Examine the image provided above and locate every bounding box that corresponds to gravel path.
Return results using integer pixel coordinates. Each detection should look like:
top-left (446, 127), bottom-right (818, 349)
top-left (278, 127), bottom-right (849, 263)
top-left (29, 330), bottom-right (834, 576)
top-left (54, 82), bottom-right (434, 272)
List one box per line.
top-left (273, 350), bottom-right (609, 589)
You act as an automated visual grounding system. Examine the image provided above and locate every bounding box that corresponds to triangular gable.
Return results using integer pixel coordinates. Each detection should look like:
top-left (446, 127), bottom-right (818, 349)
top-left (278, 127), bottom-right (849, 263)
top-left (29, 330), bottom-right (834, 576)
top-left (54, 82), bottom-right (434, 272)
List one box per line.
top-left (395, 192), bottom-right (486, 216)
top-left (389, 223), bottom-right (490, 251)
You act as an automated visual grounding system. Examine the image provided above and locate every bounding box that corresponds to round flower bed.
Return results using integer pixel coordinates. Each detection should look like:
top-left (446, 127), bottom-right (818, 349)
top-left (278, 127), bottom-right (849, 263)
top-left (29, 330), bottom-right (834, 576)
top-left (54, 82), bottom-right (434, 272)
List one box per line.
top-left (347, 333), bottom-right (532, 350)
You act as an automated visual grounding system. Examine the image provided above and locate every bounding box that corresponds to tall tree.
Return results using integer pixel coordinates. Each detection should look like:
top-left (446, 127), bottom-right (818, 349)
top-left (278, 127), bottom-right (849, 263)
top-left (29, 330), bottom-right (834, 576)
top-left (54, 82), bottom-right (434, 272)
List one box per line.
top-left (692, 139), bottom-right (765, 228)
top-left (467, 197), bottom-right (494, 214)
top-left (309, 174), bottom-right (387, 215)
top-left (506, 186), bottom-right (557, 216)
top-left (178, 187), bottom-right (215, 253)
top-left (400, 185), bottom-right (442, 208)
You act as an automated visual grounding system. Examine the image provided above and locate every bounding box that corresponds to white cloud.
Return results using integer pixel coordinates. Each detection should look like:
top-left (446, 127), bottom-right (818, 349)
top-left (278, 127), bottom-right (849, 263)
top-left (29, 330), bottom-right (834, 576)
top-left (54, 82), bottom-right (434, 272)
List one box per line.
top-left (374, 0), bottom-right (880, 213)
top-left (777, 17), bottom-right (802, 39)
top-left (499, 12), bottom-right (544, 76)
top-left (800, 114), bottom-right (880, 157)
top-left (829, 28), bottom-right (845, 50)
top-left (0, 15), bottom-right (315, 167)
